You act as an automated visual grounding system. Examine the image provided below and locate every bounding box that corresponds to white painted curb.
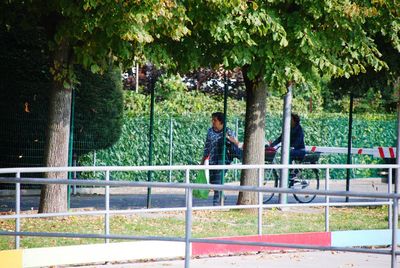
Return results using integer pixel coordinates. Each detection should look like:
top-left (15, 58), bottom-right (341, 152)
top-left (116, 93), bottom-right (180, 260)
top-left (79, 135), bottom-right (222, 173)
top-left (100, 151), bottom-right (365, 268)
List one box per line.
top-left (23, 241), bottom-right (185, 268)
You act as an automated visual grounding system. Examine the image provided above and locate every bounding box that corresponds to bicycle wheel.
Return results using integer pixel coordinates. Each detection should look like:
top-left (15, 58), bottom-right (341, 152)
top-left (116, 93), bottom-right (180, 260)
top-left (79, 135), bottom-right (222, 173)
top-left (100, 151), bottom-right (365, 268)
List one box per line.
top-left (263, 169), bottom-right (279, 203)
top-left (292, 168), bottom-right (319, 203)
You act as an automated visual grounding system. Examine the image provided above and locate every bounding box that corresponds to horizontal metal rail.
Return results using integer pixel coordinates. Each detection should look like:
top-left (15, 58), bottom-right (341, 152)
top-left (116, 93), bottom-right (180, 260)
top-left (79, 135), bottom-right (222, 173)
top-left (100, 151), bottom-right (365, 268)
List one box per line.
top-left (0, 201), bottom-right (392, 220)
top-left (0, 231), bottom-right (185, 242)
top-left (0, 177), bottom-right (398, 199)
top-left (0, 163), bottom-right (398, 173)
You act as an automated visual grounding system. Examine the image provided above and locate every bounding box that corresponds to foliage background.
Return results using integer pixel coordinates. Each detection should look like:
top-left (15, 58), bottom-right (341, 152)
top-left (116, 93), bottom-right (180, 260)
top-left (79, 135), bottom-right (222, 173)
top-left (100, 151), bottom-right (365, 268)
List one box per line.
top-left (77, 73), bottom-right (397, 182)
top-left (77, 112), bottom-right (396, 182)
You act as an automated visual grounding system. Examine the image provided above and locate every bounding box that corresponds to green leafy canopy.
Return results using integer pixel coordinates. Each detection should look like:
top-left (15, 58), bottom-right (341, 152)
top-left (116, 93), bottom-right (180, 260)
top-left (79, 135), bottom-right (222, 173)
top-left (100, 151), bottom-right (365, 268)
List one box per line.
top-left (150, 0), bottom-right (399, 93)
top-left (2, 0), bottom-right (191, 84)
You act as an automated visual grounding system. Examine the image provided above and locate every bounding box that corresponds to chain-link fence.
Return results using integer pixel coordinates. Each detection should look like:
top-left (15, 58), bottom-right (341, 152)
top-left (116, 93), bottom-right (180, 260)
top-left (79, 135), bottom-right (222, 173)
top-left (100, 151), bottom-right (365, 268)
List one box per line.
top-left (0, 112), bottom-right (397, 189)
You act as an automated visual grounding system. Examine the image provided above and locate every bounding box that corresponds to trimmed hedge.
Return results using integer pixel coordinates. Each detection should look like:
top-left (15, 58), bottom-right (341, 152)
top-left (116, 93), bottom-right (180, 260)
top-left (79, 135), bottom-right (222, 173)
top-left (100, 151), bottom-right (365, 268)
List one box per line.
top-left (77, 114), bottom-right (396, 181)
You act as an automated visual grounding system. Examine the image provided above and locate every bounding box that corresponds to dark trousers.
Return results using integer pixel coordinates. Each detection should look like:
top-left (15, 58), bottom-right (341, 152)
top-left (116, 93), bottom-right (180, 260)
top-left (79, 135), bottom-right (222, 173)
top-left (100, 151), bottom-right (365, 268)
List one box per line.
top-left (209, 169), bottom-right (226, 204)
top-left (290, 149), bottom-right (306, 163)
top-left (289, 149), bottom-right (306, 179)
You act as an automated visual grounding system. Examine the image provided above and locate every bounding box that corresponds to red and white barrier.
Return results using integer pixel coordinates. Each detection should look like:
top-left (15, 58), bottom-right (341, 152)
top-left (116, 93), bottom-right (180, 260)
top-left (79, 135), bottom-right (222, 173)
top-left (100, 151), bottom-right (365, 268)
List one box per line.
top-left (373, 146), bottom-right (396, 158)
top-left (304, 146), bottom-right (396, 159)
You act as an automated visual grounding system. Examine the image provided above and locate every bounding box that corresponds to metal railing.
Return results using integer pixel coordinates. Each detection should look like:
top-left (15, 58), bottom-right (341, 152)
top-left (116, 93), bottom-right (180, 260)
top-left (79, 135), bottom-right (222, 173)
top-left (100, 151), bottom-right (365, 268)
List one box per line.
top-left (0, 163), bottom-right (399, 268)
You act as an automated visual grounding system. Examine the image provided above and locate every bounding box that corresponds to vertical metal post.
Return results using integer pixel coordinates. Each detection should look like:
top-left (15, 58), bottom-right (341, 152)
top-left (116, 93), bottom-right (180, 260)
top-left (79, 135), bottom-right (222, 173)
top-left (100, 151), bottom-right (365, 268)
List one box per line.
top-left (184, 170), bottom-right (193, 268)
top-left (220, 71), bottom-right (228, 206)
top-left (234, 118), bottom-right (239, 181)
top-left (389, 168), bottom-right (393, 229)
top-left (396, 91), bottom-right (400, 196)
top-left (258, 168), bottom-right (263, 235)
top-left (325, 168), bottom-right (330, 232)
top-left (105, 170), bottom-right (110, 244)
top-left (185, 169), bottom-right (190, 201)
top-left (135, 62), bottom-right (139, 93)
top-left (392, 152), bottom-right (399, 268)
top-left (346, 93), bottom-right (354, 202)
top-left (93, 150), bottom-right (97, 179)
top-left (93, 151), bottom-right (97, 166)
top-left (391, 196), bottom-right (398, 268)
top-left (73, 154), bottom-right (77, 195)
top-left (279, 85), bottom-right (292, 204)
top-left (169, 117), bottom-right (174, 183)
top-left (15, 172), bottom-right (20, 249)
top-left (147, 65), bottom-right (156, 209)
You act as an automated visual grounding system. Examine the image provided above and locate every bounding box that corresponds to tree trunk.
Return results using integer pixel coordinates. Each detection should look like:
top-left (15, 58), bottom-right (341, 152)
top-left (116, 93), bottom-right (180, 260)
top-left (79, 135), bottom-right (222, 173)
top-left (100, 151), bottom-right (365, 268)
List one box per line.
top-left (39, 40), bottom-right (72, 213)
top-left (237, 68), bottom-right (267, 205)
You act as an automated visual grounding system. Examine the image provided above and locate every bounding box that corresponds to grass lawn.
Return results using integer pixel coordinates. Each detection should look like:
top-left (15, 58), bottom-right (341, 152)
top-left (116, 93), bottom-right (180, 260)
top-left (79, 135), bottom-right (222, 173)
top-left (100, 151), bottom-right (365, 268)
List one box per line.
top-left (0, 206), bottom-right (390, 250)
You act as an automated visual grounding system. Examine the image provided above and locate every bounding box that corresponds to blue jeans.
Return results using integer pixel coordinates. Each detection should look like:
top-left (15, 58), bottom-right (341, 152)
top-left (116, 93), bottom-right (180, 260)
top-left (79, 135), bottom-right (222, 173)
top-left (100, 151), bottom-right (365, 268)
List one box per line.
top-left (209, 169), bottom-right (226, 204)
top-left (290, 149), bottom-right (306, 163)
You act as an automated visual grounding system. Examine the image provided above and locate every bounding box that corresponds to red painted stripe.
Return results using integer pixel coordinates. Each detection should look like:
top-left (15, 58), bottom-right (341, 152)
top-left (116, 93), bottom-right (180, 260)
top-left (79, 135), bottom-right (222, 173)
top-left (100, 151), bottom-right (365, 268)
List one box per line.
top-left (389, 147), bottom-right (395, 158)
top-left (192, 232), bottom-right (331, 256)
top-left (311, 146), bottom-right (316, 152)
top-left (358, 149), bottom-right (363, 154)
top-left (378, 147), bottom-right (385, 158)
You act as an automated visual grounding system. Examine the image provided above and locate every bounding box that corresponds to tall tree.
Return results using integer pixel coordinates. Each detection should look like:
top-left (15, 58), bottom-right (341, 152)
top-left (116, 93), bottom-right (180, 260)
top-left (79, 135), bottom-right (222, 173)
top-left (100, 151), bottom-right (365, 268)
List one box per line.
top-left (1, 1), bottom-right (189, 212)
top-left (153, 0), bottom-right (400, 205)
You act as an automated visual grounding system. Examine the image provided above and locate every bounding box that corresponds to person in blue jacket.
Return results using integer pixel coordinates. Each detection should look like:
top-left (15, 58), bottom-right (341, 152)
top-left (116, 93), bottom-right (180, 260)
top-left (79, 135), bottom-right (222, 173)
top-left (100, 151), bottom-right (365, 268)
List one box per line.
top-left (270, 113), bottom-right (305, 162)
top-left (202, 112), bottom-right (240, 205)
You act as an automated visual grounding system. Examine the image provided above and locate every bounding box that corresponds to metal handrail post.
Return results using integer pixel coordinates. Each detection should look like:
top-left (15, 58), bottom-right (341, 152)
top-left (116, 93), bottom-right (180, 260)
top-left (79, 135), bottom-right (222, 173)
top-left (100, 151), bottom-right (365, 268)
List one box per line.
top-left (169, 117), bottom-right (173, 183)
top-left (184, 171), bottom-right (193, 268)
top-left (15, 172), bottom-right (20, 249)
top-left (325, 168), bottom-right (330, 232)
top-left (105, 170), bottom-right (110, 244)
top-left (234, 118), bottom-right (239, 181)
top-left (389, 168), bottom-right (393, 229)
top-left (258, 167), bottom-right (263, 235)
top-left (185, 169), bottom-right (190, 201)
top-left (391, 197), bottom-right (398, 268)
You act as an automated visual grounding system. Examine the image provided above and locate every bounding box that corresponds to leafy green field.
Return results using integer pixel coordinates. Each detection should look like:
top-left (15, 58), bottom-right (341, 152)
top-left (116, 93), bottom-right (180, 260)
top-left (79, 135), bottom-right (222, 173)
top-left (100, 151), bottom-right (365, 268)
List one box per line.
top-left (0, 206), bottom-right (389, 250)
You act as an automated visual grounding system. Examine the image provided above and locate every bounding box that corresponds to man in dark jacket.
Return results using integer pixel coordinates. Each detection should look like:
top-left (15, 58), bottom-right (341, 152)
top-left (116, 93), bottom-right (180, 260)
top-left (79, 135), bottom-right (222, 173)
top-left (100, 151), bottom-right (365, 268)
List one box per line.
top-left (270, 113), bottom-right (305, 162)
top-left (202, 112), bottom-right (240, 205)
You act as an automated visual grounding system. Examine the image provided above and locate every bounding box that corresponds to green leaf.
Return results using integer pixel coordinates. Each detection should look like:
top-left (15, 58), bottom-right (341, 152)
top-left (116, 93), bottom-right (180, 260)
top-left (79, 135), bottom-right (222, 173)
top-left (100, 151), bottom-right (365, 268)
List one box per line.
top-left (90, 64), bottom-right (100, 73)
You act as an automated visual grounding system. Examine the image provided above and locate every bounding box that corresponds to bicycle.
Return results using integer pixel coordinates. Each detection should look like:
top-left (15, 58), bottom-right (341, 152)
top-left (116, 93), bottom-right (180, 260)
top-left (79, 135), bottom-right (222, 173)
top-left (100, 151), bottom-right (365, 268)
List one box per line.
top-left (263, 146), bottom-right (321, 203)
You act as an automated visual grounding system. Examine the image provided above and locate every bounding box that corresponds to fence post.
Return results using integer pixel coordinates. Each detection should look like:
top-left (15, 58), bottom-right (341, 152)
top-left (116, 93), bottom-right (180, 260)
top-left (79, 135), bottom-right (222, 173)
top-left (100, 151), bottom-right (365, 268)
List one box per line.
top-left (169, 117), bottom-right (174, 183)
top-left (73, 154), bottom-right (77, 195)
top-left (15, 172), bottom-right (20, 249)
top-left (93, 150), bottom-right (97, 178)
top-left (184, 169), bottom-right (192, 268)
top-left (389, 168), bottom-right (393, 229)
top-left (135, 62), bottom-right (139, 93)
top-left (258, 168), bottom-right (263, 235)
top-left (391, 196), bottom-right (398, 268)
top-left (105, 170), bottom-right (110, 244)
top-left (325, 168), bottom-right (330, 232)
top-left (279, 85), bottom-right (292, 204)
top-left (234, 118), bottom-right (239, 181)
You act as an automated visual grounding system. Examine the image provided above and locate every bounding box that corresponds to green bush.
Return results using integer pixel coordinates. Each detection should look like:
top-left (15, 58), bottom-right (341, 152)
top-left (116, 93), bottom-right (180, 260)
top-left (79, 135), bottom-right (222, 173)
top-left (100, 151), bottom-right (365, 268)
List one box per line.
top-left (77, 113), bottom-right (396, 181)
top-left (74, 67), bottom-right (124, 156)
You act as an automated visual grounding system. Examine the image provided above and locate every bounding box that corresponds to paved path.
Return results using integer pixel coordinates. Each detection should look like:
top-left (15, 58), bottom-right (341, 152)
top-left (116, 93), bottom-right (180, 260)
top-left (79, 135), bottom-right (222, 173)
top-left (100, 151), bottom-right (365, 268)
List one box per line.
top-left (73, 251), bottom-right (398, 268)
